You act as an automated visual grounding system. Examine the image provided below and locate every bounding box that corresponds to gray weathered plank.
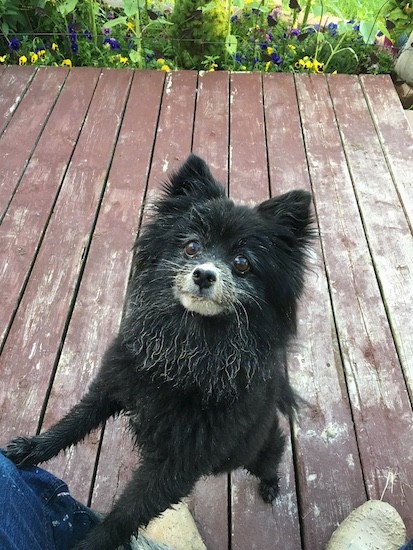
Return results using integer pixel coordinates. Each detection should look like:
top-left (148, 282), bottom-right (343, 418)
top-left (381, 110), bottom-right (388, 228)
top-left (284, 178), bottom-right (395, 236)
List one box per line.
top-left (0, 68), bottom-right (100, 349)
top-left (0, 65), bottom-right (36, 135)
top-left (0, 67), bottom-right (68, 218)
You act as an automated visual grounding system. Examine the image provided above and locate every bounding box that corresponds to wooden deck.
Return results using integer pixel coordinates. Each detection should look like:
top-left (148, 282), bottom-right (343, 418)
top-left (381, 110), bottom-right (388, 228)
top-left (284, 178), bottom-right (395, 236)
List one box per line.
top-left (1, 66), bottom-right (413, 550)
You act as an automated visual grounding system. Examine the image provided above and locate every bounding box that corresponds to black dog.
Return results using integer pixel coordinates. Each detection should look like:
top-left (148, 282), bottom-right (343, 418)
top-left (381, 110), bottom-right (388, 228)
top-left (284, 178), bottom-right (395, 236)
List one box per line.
top-left (4, 155), bottom-right (313, 549)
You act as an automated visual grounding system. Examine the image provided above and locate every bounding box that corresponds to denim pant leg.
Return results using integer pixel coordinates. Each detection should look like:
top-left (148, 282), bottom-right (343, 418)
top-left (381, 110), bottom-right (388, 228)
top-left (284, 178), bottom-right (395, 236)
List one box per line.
top-left (0, 452), bottom-right (100, 550)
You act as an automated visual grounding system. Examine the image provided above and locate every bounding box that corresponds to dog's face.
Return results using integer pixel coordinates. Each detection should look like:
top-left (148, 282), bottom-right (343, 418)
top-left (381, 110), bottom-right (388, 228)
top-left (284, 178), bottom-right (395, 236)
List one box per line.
top-left (171, 202), bottom-right (269, 317)
top-left (135, 155), bottom-right (313, 324)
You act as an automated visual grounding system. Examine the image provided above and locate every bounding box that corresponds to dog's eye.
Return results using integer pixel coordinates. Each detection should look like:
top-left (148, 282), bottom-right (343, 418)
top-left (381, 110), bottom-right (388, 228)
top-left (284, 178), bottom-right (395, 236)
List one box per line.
top-left (184, 241), bottom-right (201, 257)
top-left (233, 255), bottom-right (250, 274)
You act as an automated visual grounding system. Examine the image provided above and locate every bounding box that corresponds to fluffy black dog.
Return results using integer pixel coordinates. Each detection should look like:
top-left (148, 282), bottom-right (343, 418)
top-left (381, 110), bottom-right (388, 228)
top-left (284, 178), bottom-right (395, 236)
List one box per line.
top-left (4, 155), bottom-right (313, 550)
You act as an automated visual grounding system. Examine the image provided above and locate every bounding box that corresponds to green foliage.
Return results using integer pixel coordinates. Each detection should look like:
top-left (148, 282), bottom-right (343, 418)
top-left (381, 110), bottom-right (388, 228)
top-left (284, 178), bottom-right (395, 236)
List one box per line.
top-left (168, 0), bottom-right (229, 68)
top-left (0, 0), bottom-right (396, 75)
top-left (383, 0), bottom-right (413, 43)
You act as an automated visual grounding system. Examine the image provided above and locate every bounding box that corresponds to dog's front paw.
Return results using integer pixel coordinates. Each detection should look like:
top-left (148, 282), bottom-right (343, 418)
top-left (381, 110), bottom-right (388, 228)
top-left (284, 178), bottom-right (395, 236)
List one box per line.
top-left (3, 436), bottom-right (42, 467)
top-left (259, 476), bottom-right (280, 504)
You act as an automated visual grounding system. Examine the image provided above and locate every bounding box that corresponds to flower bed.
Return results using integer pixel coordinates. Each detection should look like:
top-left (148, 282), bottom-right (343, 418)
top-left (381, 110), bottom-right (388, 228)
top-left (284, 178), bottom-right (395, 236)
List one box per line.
top-left (0, 0), bottom-right (409, 74)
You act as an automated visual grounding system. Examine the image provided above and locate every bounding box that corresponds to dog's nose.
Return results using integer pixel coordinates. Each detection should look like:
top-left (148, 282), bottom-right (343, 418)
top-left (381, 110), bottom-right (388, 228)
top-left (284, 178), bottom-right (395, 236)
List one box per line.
top-left (193, 266), bottom-right (217, 289)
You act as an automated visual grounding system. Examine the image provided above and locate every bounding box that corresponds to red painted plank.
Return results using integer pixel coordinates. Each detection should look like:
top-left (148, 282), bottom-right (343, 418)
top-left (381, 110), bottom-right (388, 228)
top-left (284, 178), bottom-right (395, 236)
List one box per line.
top-left (296, 76), bottom-right (367, 548)
top-left (189, 70), bottom-right (230, 550)
top-left (0, 67), bottom-right (68, 218)
top-left (146, 71), bottom-right (198, 196)
top-left (0, 69), bottom-right (132, 452)
top-left (0, 66), bottom-right (36, 135)
top-left (327, 73), bottom-right (413, 536)
top-left (360, 75), bottom-right (413, 230)
top-left (41, 70), bottom-right (165, 505)
top-left (0, 67), bottom-right (100, 349)
top-left (92, 71), bottom-right (197, 511)
top-left (229, 72), bottom-right (301, 550)
top-left (229, 73), bottom-right (268, 203)
top-left (193, 70), bottom-right (229, 187)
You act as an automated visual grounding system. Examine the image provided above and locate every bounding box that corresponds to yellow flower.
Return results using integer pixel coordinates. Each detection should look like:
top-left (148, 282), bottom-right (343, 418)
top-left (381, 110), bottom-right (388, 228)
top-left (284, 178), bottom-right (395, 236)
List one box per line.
top-left (31, 52), bottom-right (39, 64)
top-left (61, 59), bottom-right (72, 68)
top-left (288, 44), bottom-right (296, 52)
top-left (126, 21), bottom-right (135, 31)
top-left (161, 64), bottom-right (171, 72)
top-left (19, 55), bottom-right (27, 66)
top-left (120, 56), bottom-right (128, 64)
top-left (51, 42), bottom-right (59, 51)
top-left (156, 58), bottom-right (165, 65)
top-left (38, 49), bottom-right (46, 59)
top-left (332, 70), bottom-right (338, 74)
top-left (265, 61), bottom-right (271, 72)
top-left (313, 59), bottom-right (324, 73)
top-left (267, 47), bottom-right (274, 55)
top-left (0, 55), bottom-right (7, 63)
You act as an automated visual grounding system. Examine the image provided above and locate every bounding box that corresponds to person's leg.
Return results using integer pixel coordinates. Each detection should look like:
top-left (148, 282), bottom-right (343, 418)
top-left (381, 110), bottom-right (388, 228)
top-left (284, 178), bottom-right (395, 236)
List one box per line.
top-left (0, 451), bottom-right (101, 550)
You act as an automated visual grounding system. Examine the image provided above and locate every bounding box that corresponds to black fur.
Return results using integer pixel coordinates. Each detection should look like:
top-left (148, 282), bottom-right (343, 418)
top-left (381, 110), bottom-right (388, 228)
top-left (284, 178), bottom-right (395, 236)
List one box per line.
top-left (4, 154), bottom-right (313, 550)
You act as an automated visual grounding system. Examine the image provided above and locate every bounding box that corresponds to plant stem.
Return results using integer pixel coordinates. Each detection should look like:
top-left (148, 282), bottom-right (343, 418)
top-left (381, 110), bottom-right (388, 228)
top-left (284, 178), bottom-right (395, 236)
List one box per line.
top-left (88, 0), bottom-right (98, 48)
top-left (301, 0), bottom-right (312, 28)
top-left (135, 5), bottom-right (144, 68)
top-left (314, 0), bottom-right (323, 61)
top-left (323, 32), bottom-right (347, 71)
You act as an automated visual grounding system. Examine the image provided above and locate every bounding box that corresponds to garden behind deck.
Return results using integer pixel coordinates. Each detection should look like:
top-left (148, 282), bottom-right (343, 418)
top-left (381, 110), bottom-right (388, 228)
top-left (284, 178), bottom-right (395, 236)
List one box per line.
top-left (1, 66), bottom-right (413, 550)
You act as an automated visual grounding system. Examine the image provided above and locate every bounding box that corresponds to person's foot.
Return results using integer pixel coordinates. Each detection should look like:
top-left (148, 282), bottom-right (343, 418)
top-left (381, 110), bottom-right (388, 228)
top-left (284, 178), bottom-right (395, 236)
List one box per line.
top-left (138, 502), bottom-right (206, 550)
top-left (326, 500), bottom-right (406, 550)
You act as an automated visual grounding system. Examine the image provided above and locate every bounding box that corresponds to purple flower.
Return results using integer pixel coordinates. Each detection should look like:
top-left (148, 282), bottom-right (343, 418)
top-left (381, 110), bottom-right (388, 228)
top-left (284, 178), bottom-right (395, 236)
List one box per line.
top-left (84, 30), bottom-right (93, 41)
top-left (271, 53), bottom-right (283, 65)
top-left (231, 15), bottom-right (238, 22)
top-left (71, 41), bottom-right (78, 53)
top-left (9, 38), bottom-right (20, 51)
top-left (103, 37), bottom-right (120, 50)
top-left (327, 22), bottom-right (338, 35)
top-left (103, 27), bottom-right (112, 36)
top-left (290, 28), bottom-right (300, 37)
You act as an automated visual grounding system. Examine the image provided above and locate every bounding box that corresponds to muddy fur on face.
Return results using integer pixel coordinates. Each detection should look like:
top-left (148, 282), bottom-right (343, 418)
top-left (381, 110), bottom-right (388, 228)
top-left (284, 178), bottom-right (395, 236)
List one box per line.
top-left (4, 154), bottom-right (314, 550)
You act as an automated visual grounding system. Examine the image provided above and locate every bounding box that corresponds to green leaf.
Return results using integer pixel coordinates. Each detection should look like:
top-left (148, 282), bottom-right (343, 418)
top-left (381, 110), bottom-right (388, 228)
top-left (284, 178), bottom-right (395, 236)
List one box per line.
top-left (225, 34), bottom-right (237, 56)
top-left (102, 16), bottom-right (128, 28)
top-left (359, 19), bottom-right (379, 44)
top-left (123, 0), bottom-right (139, 17)
top-left (129, 50), bottom-right (139, 63)
top-left (56, 0), bottom-right (79, 17)
top-left (1, 21), bottom-right (9, 36)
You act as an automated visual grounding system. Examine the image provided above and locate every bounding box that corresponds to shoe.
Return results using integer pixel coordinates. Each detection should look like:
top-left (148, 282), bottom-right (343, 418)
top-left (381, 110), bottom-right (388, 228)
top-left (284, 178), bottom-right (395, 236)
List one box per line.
top-left (326, 500), bottom-right (406, 550)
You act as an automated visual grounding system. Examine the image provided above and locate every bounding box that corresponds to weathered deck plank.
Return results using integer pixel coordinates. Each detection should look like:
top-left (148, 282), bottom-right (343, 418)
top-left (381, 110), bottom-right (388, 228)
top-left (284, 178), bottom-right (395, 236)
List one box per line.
top-left (0, 67), bottom-right (68, 219)
top-left (0, 69), bottom-right (132, 446)
top-left (0, 67), bottom-right (100, 348)
top-left (326, 73), bottom-right (413, 532)
top-left (1, 69), bottom-right (413, 550)
top-left (273, 74), bottom-right (366, 549)
top-left (0, 66), bottom-right (36, 135)
top-left (190, 69), bottom-right (231, 550)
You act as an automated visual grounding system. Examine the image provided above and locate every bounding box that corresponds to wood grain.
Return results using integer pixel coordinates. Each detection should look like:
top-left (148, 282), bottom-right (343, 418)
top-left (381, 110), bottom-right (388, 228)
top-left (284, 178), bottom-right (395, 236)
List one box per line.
top-left (326, 73), bottom-right (413, 535)
top-left (190, 69), bottom-right (230, 550)
top-left (0, 67), bottom-right (68, 219)
top-left (0, 66), bottom-right (36, 135)
top-left (0, 68), bottom-right (100, 348)
top-left (0, 69), bottom-right (132, 453)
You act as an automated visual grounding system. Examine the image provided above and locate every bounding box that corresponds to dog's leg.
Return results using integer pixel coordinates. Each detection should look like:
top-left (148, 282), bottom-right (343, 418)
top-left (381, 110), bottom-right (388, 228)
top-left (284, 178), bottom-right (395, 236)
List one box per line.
top-left (245, 418), bottom-right (286, 503)
top-left (3, 384), bottom-right (121, 467)
top-left (3, 339), bottom-right (127, 467)
top-left (72, 458), bottom-right (199, 550)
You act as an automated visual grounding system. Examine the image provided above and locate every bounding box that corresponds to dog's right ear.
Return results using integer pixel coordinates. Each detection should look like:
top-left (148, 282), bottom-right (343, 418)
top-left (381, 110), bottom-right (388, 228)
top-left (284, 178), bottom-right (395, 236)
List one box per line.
top-left (163, 154), bottom-right (225, 201)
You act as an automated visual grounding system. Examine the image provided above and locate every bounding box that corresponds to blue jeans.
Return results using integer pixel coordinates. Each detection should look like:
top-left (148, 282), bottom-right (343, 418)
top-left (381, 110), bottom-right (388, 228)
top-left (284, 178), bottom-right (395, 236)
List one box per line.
top-left (0, 452), bottom-right (168, 550)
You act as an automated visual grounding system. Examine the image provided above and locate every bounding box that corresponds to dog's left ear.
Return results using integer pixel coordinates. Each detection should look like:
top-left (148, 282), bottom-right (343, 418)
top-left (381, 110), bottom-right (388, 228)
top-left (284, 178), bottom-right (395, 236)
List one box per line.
top-left (256, 190), bottom-right (313, 237)
top-left (163, 154), bottom-right (225, 201)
